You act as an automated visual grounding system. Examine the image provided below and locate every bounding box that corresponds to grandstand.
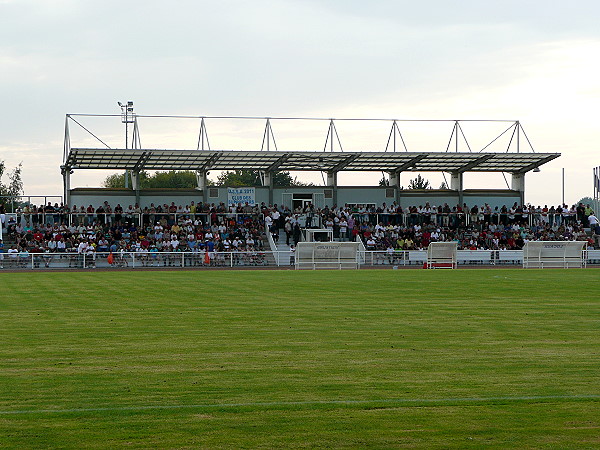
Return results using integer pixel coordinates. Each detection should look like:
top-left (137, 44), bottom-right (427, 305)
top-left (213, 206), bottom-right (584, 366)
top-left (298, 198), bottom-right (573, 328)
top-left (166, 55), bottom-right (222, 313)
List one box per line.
top-left (6, 112), bottom-right (600, 271)
top-left (61, 115), bottom-right (558, 211)
top-left (2, 194), bottom-right (599, 271)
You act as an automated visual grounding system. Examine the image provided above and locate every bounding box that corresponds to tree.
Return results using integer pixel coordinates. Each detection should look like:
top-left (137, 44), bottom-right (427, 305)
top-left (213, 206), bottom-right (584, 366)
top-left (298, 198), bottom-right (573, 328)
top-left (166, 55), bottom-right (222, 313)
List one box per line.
top-left (407, 174), bottom-right (431, 190)
top-left (216, 170), bottom-right (261, 187)
top-left (0, 161), bottom-right (24, 200)
top-left (102, 170), bottom-right (204, 189)
top-left (378, 175), bottom-right (389, 187)
top-left (102, 169), bottom-right (313, 189)
top-left (103, 172), bottom-right (129, 188)
top-left (216, 170), bottom-right (313, 187)
top-left (577, 196), bottom-right (594, 206)
top-left (439, 181), bottom-right (449, 189)
top-left (146, 171), bottom-right (198, 188)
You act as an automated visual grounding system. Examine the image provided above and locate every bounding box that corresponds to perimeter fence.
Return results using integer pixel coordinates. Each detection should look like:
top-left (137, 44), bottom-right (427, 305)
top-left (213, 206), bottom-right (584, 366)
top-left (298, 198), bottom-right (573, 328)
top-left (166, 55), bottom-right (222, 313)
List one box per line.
top-left (2, 249), bottom-right (600, 271)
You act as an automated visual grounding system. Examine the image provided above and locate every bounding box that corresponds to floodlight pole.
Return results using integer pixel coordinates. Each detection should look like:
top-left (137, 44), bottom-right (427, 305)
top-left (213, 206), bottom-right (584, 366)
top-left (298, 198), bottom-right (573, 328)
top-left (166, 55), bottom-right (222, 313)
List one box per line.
top-left (118, 101), bottom-right (135, 188)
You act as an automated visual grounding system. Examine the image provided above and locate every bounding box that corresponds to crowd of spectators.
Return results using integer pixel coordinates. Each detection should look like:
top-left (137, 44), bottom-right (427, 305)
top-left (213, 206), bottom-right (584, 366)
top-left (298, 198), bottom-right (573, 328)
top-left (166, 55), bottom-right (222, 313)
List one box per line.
top-left (312, 201), bottom-right (598, 251)
top-left (0, 199), bottom-right (598, 265)
top-left (0, 201), bottom-right (269, 268)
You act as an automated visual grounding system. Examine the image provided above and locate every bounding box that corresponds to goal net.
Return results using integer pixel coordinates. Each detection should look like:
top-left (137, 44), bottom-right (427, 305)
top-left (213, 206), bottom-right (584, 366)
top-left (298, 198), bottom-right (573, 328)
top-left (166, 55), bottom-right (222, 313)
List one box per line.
top-left (426, 242), bottom-right (458, 269)
top-left (295, 242), bottom-right (360, 270)
top-left (523, 241), bottom-right (587, 269)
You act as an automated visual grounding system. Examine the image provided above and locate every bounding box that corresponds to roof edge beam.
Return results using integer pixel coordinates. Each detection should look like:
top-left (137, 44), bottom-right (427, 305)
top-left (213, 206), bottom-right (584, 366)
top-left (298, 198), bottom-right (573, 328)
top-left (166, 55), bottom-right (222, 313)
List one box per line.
top-left (329, 154), bottom-right (360, 172)
top-left (456, 154), bottom-right (495, 173)
top-left (133, 151), bottom-right (152, 172)
top-left (393, 154), bottom-right (428, 172)
top-left (266, 154), bottom-right (291, 172)
top-left (199, 152), bottom-right (222, 172)
top-left (515, 154), bottom-right (560, 174)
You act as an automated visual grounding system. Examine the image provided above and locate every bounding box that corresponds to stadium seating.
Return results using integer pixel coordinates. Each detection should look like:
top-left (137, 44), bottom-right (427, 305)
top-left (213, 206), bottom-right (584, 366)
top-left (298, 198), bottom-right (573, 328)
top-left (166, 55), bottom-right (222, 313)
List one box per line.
top-left (0, 198), bottom-right (596, 271)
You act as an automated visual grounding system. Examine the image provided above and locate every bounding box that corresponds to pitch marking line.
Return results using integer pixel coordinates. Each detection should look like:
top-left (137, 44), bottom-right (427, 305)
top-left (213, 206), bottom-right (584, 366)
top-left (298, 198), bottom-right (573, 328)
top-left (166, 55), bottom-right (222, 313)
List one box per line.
top-left (0, 394), bottom-right (598, 416)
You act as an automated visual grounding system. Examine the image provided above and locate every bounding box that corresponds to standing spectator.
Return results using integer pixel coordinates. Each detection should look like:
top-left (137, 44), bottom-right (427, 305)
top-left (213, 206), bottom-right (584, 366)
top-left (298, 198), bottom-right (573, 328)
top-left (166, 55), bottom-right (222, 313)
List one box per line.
top-left (588, 211), bottom-right (599, 234)
top-left (114, 204), bottom-right (123, 225)
top-left (44, 202), bottom-right (55, 225)
top-left (284, 217), bottom-right (292, 245)
top-left (293, 223), bottom-right (301, 246)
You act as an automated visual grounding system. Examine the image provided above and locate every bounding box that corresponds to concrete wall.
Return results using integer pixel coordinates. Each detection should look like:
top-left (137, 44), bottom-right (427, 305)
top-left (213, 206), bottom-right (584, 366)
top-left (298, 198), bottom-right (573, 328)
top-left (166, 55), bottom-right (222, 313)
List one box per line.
top-left (70, 189), bottom-right (206, 209)
top-left (70, 187), bottom-right (523, 211)
top-left (397, 191), bottom-right (459, 208)
top-left (338, 187), bottom-right (391, 206)
top-left (462, 191), bottom-right (521, 209)
top-left (70, 189), bottom-right (136, 209)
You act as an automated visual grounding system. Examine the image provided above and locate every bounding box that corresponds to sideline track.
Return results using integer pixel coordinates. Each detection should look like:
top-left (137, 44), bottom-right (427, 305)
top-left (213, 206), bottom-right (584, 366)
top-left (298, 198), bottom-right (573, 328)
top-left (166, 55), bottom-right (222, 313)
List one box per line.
top-left (1, 394), bottom-right (599, 416)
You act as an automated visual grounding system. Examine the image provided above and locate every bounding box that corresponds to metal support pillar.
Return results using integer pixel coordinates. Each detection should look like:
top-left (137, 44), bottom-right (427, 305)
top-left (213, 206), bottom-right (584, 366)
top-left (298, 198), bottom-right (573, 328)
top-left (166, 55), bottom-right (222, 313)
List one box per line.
top-left (261, 171), bottom-right (274, 206)
top-left (450, 172), bottom-right (463, 205)
top-left (61, 165), bottom-right (71, 207)
top-left (388, 171), bottom-right (401, 205)
top-left (196, 171), bottom-right (207, 191)
top-left (195, 171), bottom-right (208, 205)
top-left (327, 171), bottom-right (338, 206)
top-left (131, 171), bottom-right (141, 205)
top-left (511, 173), bottom-right (525, 205)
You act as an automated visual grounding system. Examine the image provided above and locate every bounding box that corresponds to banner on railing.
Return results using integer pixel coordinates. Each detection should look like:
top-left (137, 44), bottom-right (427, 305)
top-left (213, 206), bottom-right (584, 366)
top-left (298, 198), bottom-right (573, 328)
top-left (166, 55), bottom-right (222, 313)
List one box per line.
top-left (227, 187), bottom-right (255, 207)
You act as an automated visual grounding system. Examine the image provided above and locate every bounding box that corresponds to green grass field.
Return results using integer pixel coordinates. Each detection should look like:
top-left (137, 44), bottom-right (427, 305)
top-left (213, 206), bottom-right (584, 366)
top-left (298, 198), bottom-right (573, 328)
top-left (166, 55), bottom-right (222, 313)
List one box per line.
top-left (0, 269), bottom-right (599, 448)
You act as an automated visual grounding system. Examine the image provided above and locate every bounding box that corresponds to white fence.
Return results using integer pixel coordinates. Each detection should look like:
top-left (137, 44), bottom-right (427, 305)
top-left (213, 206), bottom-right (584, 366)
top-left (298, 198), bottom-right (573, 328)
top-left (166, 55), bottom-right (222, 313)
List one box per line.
top-left (1, 249), bottom-right (599, 271)
top-left (1, 212), bottom-right (263, 228)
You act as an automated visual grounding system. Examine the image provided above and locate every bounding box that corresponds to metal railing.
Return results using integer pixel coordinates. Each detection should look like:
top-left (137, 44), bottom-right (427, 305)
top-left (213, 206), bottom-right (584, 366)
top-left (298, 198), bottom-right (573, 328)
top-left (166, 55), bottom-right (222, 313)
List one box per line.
top-left (1, 212), bottom-right (264, 228)
top-left (345, 212), bottom-right (579, 228)
top-left (2, 249), bottom-right (599, 271)
top-left (0, 196), bottom-right (63, 213)
top-left (2, 210), bottom-right (583, 232)
top-left (0, 251), bottom-right (274, 270)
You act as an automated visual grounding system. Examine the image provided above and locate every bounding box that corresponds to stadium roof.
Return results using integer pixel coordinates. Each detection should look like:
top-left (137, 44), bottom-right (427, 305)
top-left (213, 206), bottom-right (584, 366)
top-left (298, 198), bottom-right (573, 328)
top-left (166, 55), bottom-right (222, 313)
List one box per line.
top-left (63, 148), bottom-right (559, 174)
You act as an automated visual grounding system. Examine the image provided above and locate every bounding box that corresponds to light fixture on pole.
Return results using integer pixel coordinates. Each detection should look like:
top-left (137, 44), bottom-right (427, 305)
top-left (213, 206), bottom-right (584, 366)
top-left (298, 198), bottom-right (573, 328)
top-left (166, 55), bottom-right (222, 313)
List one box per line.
top-left (118, 101), bottom-right (135, 188)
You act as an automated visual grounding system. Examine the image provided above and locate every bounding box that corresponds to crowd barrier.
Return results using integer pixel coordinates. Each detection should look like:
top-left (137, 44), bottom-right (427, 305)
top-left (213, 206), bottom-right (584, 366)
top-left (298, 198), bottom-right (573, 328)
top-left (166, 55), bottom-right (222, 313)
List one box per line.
top-left (1, 212), bottom-right (263, 228)
top-left (2, 249), bottom-right (599, 271)
top-left (2, 210), bottom-right (583, 229)
top-left (348, 212), bottom-right (579, 228)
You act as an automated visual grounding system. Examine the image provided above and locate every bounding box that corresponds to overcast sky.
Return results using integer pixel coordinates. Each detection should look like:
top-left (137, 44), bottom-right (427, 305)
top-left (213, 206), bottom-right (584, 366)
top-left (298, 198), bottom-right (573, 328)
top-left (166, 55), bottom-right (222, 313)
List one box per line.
top-left (1, 0), bottom-right (599, 206)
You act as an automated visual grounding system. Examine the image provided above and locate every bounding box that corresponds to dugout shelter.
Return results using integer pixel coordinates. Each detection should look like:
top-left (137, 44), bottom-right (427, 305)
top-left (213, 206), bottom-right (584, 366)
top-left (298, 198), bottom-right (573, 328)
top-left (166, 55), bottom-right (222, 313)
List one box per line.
top-left (523, 241), bottom-right (587, 269)
top-left (426, 242), bottom-right (458, 269)
top-left (295, 241), bottom-right (360, 270)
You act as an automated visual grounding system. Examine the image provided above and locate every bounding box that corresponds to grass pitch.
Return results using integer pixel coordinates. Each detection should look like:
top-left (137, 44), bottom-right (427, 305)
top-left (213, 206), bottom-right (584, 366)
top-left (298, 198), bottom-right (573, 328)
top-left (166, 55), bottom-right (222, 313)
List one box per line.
top-left (0, 269), bottom-right (599, 448)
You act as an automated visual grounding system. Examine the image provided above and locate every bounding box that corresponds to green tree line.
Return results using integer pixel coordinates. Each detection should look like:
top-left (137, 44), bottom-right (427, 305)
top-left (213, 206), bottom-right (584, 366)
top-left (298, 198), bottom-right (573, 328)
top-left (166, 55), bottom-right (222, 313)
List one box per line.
top-left (0, 161), bottom-right (24, 200)
top-left (102, 170), bottom-right (314, 188)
